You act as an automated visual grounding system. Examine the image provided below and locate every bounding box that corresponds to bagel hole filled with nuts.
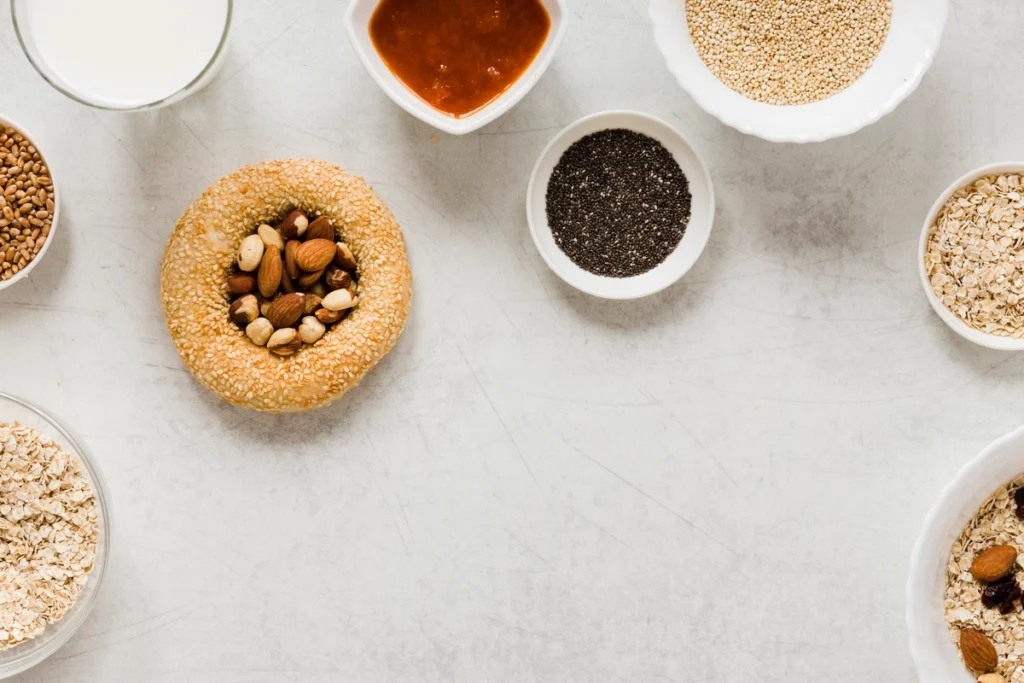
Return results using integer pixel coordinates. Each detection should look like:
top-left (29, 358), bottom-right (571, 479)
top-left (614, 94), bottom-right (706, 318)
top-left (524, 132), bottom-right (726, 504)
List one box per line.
top-left (228, 209), bottom-right (360, 356)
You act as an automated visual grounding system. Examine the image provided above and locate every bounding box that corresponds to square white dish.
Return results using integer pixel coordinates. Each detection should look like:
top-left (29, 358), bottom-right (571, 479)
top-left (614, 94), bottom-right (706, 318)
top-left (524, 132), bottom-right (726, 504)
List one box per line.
top-left (344, 0), bottom-right (568, 135)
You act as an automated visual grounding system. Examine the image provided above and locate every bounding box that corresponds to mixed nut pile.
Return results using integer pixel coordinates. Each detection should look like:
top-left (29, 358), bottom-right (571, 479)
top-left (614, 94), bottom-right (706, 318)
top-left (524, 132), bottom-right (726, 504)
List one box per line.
top-left (227, 210), bottom-right (359, 355)
top-left (947, 480), bottom-right (1024, 683)
top-left (0, 125), bottom-right (54, 283)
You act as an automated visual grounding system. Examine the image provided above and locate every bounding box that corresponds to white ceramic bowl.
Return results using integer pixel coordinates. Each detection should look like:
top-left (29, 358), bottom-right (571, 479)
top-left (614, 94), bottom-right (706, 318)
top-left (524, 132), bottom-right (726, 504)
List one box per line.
top-left (344, 0), bottom-right (567, 135)
top-left (918, 162), bottom-right (1024, 351)
top-left (649, 0), bottom-right (947, 143)
top-left (526, 111), bottom-right (714, 300)
top-left (908, 425), bottom-right (1024, 683)
top-left (0, 115), bottom-right (59, 293)
top-left (0, 392), bottom-right (111, 679)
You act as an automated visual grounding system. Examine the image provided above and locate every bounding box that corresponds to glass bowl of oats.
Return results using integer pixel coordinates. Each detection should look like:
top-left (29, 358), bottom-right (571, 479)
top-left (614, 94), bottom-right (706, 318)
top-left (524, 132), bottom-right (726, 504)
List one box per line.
top-left (920, 163), bottom-right (1024, 351)
top-left (0, 392), bottom-right (110, 678)
top-left (908, 425), bottom-right (1024, 683)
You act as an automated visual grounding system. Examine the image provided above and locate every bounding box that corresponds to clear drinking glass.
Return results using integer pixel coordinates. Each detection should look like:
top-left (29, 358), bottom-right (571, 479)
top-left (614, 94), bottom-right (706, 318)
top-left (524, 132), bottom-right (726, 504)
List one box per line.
top-left (10, 0), bottom-right (233, 111)
top-left (0, 393), bottom-right (112, 679)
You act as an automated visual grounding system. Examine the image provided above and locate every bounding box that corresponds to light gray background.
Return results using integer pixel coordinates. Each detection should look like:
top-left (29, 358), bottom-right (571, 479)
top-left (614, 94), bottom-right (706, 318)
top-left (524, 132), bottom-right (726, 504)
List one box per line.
top-left (0, 0), bottom-right (1019, 680)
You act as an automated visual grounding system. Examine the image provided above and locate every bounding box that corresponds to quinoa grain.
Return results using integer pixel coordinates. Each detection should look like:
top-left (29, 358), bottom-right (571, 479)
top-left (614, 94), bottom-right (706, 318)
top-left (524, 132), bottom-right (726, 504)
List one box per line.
top-left (686, 0), bottom-right (892, 106)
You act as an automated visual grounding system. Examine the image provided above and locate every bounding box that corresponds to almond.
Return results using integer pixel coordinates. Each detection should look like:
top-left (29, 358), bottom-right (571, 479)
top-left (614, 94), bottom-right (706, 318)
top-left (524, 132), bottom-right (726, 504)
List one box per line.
top-left (227, 273), bottom-right (257, 296)
top-left (278, 210), bottom-right (308, 240)
top-left (266, 293), bottom-right (304, 329)
top-left (257, 246), bottom-right (282, 298)
top-left (285, 240), bottom-right (301, 280)
top-left (306, 216), bottom-right (335, 242)
top-left (334, 241), bottom-right (357, 271)
top-left (961, 628), bottom-right (998, 673)
top-left (296, 239), bottom-right (336, 272)
top-left (972, 545), bottom-right (1018, 582)
top-left (297, 268), bottom-right (324, 289)
top-left (280, 268), bottom-right (297, 294)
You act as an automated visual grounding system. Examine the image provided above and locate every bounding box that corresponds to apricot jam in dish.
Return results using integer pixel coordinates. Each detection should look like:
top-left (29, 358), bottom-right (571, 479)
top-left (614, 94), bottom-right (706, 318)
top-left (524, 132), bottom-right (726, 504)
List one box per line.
top-left (369, 0), bottom-right (551, 119)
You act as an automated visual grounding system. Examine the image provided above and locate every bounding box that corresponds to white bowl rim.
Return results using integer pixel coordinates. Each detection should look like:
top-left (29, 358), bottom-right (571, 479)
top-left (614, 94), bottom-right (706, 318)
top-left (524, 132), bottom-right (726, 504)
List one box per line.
top-left (526, 109), bottom-right (716, 300)
top-left (917, 161), bottom-right (1024, 351)
top-left (648, 0), bottom-right (949, 143)
top-left (0, 114), bottom-right (59, 294)
top-left (906, 423), bottom-right (1024, 683)
top-left (343, 0), bottom-right (569, 136)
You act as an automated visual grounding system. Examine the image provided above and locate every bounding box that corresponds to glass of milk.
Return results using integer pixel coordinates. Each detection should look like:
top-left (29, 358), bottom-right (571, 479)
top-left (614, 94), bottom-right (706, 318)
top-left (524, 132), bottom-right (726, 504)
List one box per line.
top-left (11, 0), bottom-right (232, 111)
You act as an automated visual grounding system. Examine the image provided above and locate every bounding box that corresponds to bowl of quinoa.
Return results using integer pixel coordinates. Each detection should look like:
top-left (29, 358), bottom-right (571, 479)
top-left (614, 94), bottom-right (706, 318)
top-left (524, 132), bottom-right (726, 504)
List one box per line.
top-left (649, 0), bottom-right (946, 142)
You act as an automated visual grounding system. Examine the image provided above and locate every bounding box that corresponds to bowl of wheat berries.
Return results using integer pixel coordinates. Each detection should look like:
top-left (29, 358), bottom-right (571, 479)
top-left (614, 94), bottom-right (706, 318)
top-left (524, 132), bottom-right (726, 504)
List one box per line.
top-left (0, 115), bottom-right (57, 291)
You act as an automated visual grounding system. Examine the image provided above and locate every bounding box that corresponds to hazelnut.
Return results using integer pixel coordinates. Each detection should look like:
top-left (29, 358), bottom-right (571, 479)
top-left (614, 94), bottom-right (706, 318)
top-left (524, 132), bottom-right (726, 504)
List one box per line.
top-left (324, 265), bottom-right (352, 291)
top-left (298, 316), bottom-right (326, 344)
top-left (278, 210), bottom-right (308, 240)
top-left (245, 318), bottom-right (274, 346)
top-left (303, 293), bottom-right (322, 315)
top-left (228, 294), bottom-right (259, 326)
top-left (315, 307), bottom-right (345, 325)
top-left (227, 273), bottom-right (257, 296)
top-left (267, 328), bottom-right (302, 356)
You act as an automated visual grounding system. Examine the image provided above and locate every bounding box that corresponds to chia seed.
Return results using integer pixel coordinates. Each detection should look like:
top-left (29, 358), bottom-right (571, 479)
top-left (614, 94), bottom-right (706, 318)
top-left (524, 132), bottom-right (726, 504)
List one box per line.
top-left (545, 128), bottom-right (692, 278)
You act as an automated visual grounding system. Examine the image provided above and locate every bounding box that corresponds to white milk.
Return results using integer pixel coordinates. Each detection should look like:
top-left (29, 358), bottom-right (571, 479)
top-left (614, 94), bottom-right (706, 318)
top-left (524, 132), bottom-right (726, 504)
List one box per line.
top-left (26, 0), bottom-right (229, 108)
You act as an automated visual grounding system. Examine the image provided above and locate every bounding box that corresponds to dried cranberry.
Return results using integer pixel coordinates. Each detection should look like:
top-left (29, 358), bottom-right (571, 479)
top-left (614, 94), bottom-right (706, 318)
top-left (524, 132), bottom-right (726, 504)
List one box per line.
top-left (1014, 488), bottom-right (1024, 506)
top-left (1016, 504), bottom-right (1024, 521)
top-left (1001, 598), bottom-right (1018, 614)
top-left (983, 577), bottom-right (1019, 607)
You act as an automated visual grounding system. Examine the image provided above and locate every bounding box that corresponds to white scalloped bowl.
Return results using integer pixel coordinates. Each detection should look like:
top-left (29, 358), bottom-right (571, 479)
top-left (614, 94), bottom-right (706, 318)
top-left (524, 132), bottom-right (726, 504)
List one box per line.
top-left (907, 425), bottom-right (1024, 683)
top-left (649, 0), bottom-right (947, 143)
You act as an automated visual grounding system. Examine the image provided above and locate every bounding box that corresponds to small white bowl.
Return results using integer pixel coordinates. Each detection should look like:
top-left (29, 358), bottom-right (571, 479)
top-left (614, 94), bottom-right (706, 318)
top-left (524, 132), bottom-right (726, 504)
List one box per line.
top-left (526, 110), bottom-right (714, 300)
top-left (0, 114), bottom-right (59, 293)
top-left (649, 0), bottom-right (947, 143)
top-left (918, 162), bottom-right (1024, 351)
top-left (344, 0), bottom-right (568, 136)
top-left (907, 425), bottom-right (1024, 683)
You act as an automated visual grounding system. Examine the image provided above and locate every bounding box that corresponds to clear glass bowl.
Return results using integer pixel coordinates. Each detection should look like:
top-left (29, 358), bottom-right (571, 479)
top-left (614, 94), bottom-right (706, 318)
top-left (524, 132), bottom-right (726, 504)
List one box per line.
top-left (10, 0), bottom-right (233, 111)
top-left (0, 393), bottom-right (111, 679)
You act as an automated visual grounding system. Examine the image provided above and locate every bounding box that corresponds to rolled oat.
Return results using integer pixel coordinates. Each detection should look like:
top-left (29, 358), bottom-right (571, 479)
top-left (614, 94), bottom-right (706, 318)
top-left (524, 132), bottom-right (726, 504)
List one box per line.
top-left (0, 423), bottom-right (98, 649)
top-left (926, 174), bottom-right (1024, 338)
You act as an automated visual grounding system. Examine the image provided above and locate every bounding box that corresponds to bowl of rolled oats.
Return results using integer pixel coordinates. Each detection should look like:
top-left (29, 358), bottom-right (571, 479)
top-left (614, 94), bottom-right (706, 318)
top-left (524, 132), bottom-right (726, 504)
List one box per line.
top-left (0, 115), bottom-right (59, 293)
top-left (648, 0), bottom-right (946, 142)
top-left (908, 425), bottom-right (1024, 683)
top-left (0, 392), bottom-right (109, 678)
top-left (921, 163), bottom-right (1024, 351)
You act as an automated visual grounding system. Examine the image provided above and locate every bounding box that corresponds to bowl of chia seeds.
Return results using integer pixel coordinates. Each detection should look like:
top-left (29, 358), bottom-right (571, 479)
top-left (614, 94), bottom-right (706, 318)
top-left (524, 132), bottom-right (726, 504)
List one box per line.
top-left (526, 110), bottom-right (714, 299)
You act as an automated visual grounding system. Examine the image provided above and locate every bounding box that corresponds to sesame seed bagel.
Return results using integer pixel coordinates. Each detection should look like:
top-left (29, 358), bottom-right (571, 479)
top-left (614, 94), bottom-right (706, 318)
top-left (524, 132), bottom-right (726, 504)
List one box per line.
top-left (160, 159), bottom-right (412, 413)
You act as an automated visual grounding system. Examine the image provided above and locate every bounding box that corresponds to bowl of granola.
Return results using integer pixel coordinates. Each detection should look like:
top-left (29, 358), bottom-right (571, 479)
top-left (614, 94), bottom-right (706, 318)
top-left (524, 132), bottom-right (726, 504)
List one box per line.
top-left (908, 425), bottom-right (1024, 683)
top-left (920, 163), bottom-right (1024, 351)
top-left (0, 392), bottom-right (110, 678)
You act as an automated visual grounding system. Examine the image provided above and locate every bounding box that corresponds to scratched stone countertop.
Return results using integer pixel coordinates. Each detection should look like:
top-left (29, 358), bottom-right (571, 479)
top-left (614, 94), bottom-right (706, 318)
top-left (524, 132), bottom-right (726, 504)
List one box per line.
top-left (0, 0), bottom-right (1022, 681)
